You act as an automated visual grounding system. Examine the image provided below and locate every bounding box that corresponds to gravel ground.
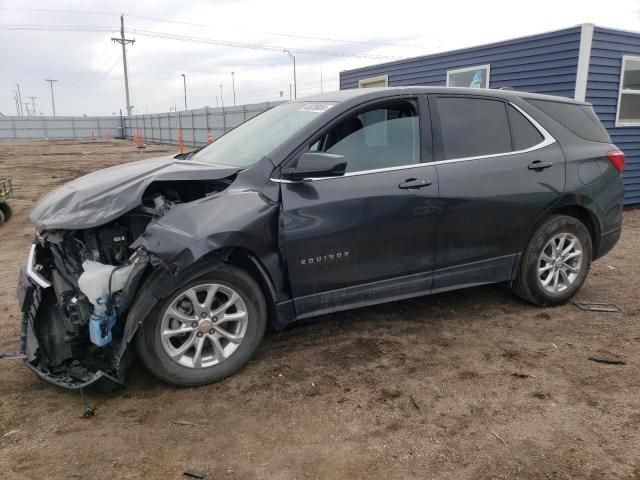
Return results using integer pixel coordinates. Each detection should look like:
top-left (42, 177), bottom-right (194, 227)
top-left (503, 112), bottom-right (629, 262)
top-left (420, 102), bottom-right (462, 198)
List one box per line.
top-left (0, 139), bottom-right (638, 480)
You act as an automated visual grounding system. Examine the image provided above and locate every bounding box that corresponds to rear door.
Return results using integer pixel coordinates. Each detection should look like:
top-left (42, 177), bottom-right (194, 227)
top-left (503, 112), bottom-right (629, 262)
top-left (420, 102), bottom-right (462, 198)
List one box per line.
top-left (280, 97), bottom-right (439, 317)
top-left (430, 95), bottom-right (565, 291)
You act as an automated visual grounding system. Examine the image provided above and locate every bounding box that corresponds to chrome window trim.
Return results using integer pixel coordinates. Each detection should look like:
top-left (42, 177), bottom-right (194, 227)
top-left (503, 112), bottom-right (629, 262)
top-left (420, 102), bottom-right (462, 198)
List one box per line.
top-left (27, 243), bottom-right (51, 289)
top-left (270, 101), bottom-right (556, 184)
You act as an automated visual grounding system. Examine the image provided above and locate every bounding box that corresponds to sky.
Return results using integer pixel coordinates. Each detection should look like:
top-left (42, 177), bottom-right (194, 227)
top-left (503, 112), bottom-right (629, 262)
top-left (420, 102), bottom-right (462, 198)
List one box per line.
top-left (1, 0), bottom-right (640, 116)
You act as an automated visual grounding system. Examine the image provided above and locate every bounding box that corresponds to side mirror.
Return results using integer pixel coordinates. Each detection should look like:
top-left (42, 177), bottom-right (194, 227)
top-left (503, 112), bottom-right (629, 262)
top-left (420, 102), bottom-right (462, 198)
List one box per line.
top-left (282, 152), bottom-right (347, 181)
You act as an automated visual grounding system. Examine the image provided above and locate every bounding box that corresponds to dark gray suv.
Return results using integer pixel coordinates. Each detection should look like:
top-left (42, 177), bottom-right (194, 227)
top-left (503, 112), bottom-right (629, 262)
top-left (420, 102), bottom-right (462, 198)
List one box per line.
top-left (18, 87), bottom-right (624, 389)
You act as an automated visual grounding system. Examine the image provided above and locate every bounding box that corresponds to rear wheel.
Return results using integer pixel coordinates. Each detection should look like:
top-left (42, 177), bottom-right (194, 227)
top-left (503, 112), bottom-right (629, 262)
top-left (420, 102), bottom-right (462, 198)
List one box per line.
top-left (0, 209), bottom-right (5, 226)
top-left (136, 265), bottom-right (267, 387)
top-left (513, 215), bottom-right (592, 306)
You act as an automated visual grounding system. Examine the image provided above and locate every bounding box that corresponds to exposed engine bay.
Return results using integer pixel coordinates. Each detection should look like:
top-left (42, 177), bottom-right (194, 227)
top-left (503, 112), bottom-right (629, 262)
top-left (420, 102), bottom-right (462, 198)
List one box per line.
top-left (20, 174), bottom-right (235, 390)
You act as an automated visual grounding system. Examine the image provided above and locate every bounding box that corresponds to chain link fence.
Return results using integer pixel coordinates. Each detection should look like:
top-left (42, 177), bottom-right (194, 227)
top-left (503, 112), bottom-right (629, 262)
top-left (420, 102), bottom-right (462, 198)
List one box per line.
top-left (0, 101), bottom-right (284, 146)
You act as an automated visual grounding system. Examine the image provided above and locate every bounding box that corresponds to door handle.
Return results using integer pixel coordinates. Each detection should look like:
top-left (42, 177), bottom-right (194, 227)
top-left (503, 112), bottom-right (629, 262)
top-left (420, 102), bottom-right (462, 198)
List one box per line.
top-left (398, 178), bottom-right (432, 189)
top-left (527, 160), bottom-right (553, 171)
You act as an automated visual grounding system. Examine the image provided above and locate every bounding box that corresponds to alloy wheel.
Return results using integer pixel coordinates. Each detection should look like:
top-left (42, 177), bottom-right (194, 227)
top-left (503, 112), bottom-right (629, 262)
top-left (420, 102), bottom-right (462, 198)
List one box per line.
top-left (160, 283), bottom-right (249, 368)
top-left (537, 233), bottom-right (583, 294)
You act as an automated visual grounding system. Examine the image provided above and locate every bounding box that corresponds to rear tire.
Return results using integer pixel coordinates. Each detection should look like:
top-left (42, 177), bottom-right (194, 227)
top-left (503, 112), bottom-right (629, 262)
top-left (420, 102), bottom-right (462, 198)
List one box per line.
top-left (513, 215), bottom-right (592, 306)
top-left (136, 265), bottom-right (267, 387)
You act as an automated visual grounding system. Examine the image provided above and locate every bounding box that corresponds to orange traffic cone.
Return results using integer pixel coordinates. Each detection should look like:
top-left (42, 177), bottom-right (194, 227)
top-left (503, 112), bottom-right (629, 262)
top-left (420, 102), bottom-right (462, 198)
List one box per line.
top-left (178, 128), bottom-right (185, 153)
top-left (91, 129), bottom-right (96, 141)
top-left (207, 130), bottom-right (213, 144)
top-left (106, 128), bottom-right (111, 143)
top-left (133, 129), bottom-right (138, 145)
top-left (137, 130), bottom-right (146, 149)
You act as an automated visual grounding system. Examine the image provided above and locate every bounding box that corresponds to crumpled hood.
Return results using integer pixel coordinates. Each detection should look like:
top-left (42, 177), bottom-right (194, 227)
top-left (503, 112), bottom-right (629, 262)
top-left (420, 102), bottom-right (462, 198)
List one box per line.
top-left (29, 155), bottom-right (240, 230)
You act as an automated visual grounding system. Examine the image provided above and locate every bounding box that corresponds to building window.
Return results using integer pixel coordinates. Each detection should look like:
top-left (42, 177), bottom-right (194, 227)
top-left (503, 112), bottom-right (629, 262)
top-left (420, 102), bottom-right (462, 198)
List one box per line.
top-left (358, 75), bottom-right (389, 88)
top-left (446, 64), bottom-right (490, 89)
top-left (616, 55), bottom-right (640, 126)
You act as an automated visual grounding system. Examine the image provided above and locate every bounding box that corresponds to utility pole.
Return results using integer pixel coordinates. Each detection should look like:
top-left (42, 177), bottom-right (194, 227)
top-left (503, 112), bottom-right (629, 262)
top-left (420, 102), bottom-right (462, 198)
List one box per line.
top-left (219, 84), bottom-right (224, 108)
top-left (29, 96), bottom-right (37, 115)
top-left (283, 50), bottom-right (297, 99)
top-left (23, 103), bottom-right (31, 116)
top-left (111, 14), bottom-right (135, 116)
top-left (12, 91), bottom-right (20, 115)
top-left (231, 72), bottom-right (236, 106)
top-left (181, 73), bottom-right (187, 110)
top-left (16, 83), bottom-right (23, 116)
top-left (44, 79), bottom-right (58, 116)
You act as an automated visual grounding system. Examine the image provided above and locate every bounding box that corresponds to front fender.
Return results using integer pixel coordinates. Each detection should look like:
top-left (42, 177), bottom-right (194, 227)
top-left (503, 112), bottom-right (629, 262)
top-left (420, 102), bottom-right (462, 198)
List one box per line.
top-left (131, 186), bottom-right (286, 298)
top-left (134, 189), bottom-right (277, 263)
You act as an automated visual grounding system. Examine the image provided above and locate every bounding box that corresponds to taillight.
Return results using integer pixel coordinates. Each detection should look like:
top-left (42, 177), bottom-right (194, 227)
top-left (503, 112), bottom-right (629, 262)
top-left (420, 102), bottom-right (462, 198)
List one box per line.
top-left (607, 150), bottom-right (625, 173)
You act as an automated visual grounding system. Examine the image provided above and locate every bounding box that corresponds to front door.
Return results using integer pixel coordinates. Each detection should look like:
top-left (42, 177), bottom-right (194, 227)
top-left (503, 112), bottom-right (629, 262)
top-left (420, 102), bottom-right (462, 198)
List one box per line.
top-left (280, 98), bottom-right (440, 317)
top-left (429, 95), bottom-right (565, 291)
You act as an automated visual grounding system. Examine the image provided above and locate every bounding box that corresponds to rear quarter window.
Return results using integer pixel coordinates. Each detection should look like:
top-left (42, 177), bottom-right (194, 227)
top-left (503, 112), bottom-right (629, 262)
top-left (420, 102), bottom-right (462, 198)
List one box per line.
top-left (507, 105), bottom-right (544, 150)
top-left (527, 99), bottom-right (611, 143)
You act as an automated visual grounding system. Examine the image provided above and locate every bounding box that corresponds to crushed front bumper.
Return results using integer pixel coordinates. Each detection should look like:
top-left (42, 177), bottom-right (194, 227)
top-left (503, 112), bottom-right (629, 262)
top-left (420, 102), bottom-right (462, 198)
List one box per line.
top-left (17, 246), bottom-right (125, 391)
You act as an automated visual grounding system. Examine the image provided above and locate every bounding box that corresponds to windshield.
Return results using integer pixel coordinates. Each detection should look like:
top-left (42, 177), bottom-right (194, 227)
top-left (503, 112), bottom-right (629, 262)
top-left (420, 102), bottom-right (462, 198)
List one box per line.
top-left (193, 102), bottom-right (336, 166)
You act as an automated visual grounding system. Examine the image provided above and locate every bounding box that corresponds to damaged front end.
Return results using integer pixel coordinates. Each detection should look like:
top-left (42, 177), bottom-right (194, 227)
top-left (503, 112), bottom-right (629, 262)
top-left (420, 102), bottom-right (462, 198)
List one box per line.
top-left (18, 157), bottom-right (240, 390)
top-left (19, 229), bottom-right (149, 390)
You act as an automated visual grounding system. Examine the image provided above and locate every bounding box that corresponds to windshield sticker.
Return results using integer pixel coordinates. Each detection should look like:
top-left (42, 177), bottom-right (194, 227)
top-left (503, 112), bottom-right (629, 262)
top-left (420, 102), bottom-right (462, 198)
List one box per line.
top-left (298, 103), bottom-right (334, 113)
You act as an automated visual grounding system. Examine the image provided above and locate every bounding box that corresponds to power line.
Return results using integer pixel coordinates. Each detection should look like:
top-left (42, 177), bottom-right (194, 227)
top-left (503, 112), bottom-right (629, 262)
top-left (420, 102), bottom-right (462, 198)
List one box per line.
top-left (64, 50), bottom-right (121, 88)
top-left (259, 31), bottom-right (425, 49)
top-left (0, 23), bottom-right (403, 59)
top-left (0, 24), bottom-right (114, 33)
top-left (0, 7), bottom-right (420, 47)
top-left (88, 56), bottom-right (122, 85)
top-left (0, 7), bottom-right (208, 27)
top-left (128, 28), bottom-right (401, 59)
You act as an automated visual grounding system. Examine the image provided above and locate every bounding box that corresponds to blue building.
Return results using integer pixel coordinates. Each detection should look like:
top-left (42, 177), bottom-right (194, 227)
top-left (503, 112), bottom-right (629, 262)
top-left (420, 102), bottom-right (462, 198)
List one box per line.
top-left (340, 24), bottom-right (640, 205)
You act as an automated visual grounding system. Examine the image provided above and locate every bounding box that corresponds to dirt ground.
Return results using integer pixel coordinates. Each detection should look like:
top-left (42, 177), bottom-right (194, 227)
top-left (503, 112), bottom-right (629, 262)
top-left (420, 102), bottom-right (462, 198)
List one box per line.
top-left (0, 139), bottom-right (638, 480)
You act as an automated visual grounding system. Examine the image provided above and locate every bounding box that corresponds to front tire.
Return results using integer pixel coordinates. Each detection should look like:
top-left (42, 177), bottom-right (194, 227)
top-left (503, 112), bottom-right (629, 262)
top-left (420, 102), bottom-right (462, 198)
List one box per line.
top-left (513, 215), bottom-right (592, 306)
top-left (136, 265), bottom-right (267, 387)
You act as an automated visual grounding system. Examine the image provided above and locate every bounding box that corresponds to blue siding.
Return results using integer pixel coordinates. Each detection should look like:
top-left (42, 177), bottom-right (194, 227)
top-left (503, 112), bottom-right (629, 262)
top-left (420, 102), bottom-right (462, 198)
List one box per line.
top-left (340, 27), bottom-right (582, 98)
top-left (340, 25), bottom-right (640, 205)
top-left (587, 27), bottom-right (640, 205)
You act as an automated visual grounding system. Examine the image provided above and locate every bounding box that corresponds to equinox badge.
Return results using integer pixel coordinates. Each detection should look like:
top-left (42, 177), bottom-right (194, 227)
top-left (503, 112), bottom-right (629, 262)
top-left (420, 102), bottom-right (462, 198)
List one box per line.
top-left (300, 251), bottom-right (350, 265)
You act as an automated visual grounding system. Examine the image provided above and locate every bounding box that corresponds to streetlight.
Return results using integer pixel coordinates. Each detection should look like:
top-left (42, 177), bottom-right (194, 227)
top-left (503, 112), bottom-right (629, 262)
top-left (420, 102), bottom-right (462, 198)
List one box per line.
top-left (283, 50), bottom-right (297, 100)
top-left (219, 84), bottom-right (224, 108)
top-left (44, 79), bottom-right (58, 116)
top-left (231, 71), bottom-right (236, 106)
top-left (181, 73), bottom-right (187, 110)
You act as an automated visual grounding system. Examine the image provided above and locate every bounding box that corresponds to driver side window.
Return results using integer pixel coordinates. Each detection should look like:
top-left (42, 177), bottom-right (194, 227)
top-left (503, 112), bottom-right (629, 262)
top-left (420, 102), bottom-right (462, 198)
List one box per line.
top-left (310, 101), bottom-right (420, 173)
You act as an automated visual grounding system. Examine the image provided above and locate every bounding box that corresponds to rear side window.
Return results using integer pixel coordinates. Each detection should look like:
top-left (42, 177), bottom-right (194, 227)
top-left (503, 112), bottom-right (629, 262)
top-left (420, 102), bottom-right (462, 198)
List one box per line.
top-left (436, 97), bottom-right (512, 159)
top-left (507, 105), bottom-right (544, 150)
top-left (528, 99), bottom-right (610, 143)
